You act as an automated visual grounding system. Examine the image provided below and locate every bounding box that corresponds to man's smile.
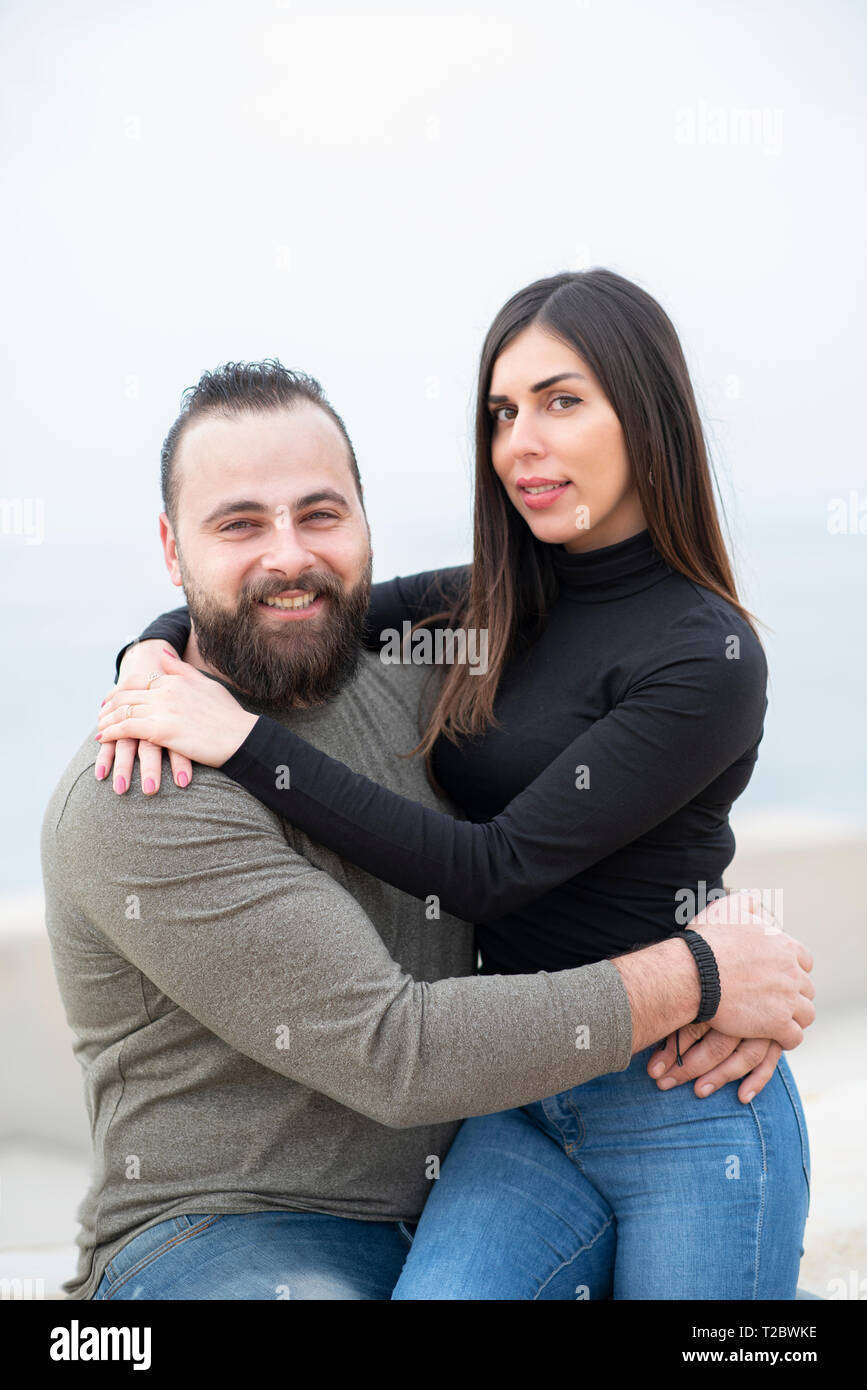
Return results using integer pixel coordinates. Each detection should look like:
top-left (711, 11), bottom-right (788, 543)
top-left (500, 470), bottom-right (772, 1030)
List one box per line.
top-left (257, 591), bottom-right (326, 620)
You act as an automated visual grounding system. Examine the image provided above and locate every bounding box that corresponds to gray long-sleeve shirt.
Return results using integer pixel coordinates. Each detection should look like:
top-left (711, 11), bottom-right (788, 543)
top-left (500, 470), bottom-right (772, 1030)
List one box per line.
top-left (41, 655), bottom-right (633, 1300)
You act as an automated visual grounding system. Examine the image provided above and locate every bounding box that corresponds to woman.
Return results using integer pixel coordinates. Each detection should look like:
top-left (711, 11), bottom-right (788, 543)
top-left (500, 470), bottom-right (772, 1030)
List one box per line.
top-left (96, 269), bottom-right (811, 1298)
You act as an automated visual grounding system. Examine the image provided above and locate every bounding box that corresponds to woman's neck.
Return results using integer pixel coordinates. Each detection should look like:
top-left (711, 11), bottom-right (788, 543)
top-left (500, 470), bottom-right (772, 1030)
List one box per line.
top-left (560, 495), bottom-right (647, 555)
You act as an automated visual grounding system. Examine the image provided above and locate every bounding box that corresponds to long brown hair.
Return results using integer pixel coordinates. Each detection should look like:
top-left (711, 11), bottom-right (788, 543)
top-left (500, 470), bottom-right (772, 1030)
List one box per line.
top-left (409, 268), bottom-right (759, 773)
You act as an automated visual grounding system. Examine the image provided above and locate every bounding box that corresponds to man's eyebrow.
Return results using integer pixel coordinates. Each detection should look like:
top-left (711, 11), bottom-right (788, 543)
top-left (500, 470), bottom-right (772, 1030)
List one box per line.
top-left (201, 499), bottom-right (270, 527)
top-left (295, 489), bottom-right (351, 511)
top-left (488, 372), bottom-right (587, 404)
top-left (201, 490), bottom-right (352, 527)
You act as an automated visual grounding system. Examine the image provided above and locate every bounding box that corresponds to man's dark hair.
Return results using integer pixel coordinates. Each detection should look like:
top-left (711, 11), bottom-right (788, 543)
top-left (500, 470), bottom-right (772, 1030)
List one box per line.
top-left (160, 359), bottom-right (363, 527)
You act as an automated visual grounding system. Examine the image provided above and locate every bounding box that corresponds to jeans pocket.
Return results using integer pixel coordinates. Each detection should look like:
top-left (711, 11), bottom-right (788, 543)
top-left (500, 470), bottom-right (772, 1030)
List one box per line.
top-left (397, 1221), bottom-right (417, 1247)
top-left (100, 1213), bottom-right (223, 1297)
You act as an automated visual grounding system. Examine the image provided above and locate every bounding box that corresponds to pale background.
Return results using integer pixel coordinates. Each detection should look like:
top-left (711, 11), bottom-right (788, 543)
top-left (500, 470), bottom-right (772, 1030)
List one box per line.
top-left (0, 0), bottom-right (864, 1300)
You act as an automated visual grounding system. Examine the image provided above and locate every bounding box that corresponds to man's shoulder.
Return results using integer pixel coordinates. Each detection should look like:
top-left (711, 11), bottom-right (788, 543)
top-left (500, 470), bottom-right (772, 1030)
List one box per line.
top-left (43, 728), bottom-right (106, 841)
top-left (40, 654), bottom-right (443, 869)
top-left (42, 728), bottom-right (281, 859)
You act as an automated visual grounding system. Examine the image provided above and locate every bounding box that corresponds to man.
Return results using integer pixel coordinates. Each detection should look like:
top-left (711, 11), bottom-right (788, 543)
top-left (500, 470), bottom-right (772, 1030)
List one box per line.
top-left (41, 361), bottom-right (814, 1300)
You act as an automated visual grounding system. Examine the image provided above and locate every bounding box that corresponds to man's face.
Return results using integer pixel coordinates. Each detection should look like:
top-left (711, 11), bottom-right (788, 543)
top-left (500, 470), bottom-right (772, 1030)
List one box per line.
top-left (160, 403), bottom-right (373, 709)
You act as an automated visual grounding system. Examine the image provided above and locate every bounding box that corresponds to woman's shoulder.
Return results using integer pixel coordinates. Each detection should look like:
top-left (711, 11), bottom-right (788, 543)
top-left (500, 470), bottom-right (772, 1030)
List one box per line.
top-left (659, 576), bottom-right (768, 686)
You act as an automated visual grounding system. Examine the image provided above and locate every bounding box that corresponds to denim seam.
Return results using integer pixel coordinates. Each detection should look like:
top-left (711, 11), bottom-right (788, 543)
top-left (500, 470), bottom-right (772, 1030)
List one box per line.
top-left (539, 1098), bottom-right (574, 1153)
top-left (747, 1098), bottom-right (768, 1301)
top-left (562, 1095), bottom-right (586, 1151)
top-left (532, 1212), bottom-right (615, 1301)
top-left (776, 1063), bottom-right (811, 1207)
top-left (101, 1215), bottom-right (223, 1299)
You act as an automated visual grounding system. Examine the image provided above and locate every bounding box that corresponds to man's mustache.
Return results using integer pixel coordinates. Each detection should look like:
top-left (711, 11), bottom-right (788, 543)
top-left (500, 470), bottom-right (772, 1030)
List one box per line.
top-left (242, 573), bottom-right (347, 605)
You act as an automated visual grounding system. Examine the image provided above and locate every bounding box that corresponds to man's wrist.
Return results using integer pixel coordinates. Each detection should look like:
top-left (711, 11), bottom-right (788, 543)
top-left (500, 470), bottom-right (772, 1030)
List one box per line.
top-left (671, 928), bottom-right (722, 1023)
top-left (611, 935), bottom-right (702, 1054)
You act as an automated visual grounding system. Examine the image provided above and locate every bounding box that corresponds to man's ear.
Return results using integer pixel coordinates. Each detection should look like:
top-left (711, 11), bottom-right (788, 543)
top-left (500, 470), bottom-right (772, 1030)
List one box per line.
top-left (159, 513), bottom-right (183, 587)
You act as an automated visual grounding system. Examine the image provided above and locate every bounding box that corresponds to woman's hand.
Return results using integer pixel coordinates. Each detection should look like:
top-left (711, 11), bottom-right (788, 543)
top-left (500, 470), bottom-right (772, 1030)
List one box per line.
top-left (95, 640), bottom-right (194, 793)
top-left (646, 1024), bottom-right (783, 1104)
top-left (97, 647), bottom-right (258, 784)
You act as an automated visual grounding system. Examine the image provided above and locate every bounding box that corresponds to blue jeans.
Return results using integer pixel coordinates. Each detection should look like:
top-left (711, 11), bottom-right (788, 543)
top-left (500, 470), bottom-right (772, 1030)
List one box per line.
top-left (390, 1048), bottom-right (811, 1300)
top-left (92, 1211), bottom-right (416, 1300)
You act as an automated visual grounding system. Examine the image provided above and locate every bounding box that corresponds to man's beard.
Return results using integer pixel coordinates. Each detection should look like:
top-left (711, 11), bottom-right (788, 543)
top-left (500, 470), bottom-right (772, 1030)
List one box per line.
top-left (181, 557), bottom-right (373, 711)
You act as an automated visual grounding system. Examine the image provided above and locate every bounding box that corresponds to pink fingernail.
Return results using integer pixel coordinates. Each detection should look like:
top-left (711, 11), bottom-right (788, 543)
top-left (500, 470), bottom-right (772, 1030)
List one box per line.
top-left (95, 765), bottom-right (106, 781)
top-left (176, 771), bottom-right (189, 787)
top-left (115, 777), bottom-right (127, 794)
top-left (95, 733), bottom-right (103, 741)
top-left (143, 778), bottom-right (155, 794)
top-left (100, 699), bottom-right (107, 707)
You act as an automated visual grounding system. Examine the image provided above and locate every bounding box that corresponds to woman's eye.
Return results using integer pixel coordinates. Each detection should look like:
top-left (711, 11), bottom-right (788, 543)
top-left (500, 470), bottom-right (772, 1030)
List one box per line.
top-left (491, 406), bottom-right (516, 423)
top-left (550, 394), bottom-right (581, 410)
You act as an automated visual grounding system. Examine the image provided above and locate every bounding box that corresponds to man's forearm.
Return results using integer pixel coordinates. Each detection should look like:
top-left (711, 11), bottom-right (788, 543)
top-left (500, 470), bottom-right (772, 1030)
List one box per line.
top-left (611, 936), bottom-right (701, 1052)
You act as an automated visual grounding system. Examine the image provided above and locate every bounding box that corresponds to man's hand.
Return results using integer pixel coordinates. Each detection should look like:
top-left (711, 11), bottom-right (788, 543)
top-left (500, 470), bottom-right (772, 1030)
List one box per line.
top-left (614, 890), bottom-right (815, 1058)
top-left (647, 1024), bottom-right (783, 1103)
top-left (644, 889), bottom-right (793, 1102)
top-left (95, 640), bottom-right (194, 794)
top-left (687, 894), bottom-right (815, 1050)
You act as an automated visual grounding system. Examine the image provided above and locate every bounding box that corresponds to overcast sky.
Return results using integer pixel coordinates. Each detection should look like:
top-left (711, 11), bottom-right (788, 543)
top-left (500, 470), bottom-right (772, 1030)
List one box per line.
top-left (1, 0), bottom-right (865, 887)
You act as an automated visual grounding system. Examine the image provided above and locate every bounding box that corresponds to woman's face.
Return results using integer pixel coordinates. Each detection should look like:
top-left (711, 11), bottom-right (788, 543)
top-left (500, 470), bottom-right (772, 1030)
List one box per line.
top-left (488, 322), bottom-right (646, 553)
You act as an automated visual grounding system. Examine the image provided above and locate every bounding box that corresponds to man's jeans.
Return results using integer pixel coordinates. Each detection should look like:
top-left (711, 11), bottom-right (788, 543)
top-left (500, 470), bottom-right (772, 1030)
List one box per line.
top-left (92, 1211), bottom-right (416, 1300)
top-left (93, 1048), bottom-right (810, 1301)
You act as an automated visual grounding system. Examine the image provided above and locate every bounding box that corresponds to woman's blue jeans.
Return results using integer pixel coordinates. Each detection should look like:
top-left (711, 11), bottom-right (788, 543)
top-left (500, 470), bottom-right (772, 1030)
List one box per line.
top-left (391, 1047), bottom-right (811, 1300)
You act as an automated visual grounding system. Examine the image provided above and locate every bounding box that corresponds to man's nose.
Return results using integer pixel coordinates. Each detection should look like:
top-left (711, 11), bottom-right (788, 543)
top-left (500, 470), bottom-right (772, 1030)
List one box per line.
top-left (258, 521), bottom-right (318, 576)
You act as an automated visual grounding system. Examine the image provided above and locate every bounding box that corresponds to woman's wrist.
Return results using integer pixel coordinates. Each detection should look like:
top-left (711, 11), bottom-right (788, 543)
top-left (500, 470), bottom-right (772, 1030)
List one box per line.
top-left (222, 708), bottom-right (260, 765)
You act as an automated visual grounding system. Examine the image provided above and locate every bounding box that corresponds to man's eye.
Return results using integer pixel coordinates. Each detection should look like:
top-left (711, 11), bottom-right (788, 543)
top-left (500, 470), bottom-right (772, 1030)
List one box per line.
top-left (303, 511), bottom-right (339, 522)
top-left (221, 520), bottom-right (255, 532)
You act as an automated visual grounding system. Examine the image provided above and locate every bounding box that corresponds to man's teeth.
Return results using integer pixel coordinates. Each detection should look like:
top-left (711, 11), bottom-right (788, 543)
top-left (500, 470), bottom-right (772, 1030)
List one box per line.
top-left (523, 483), bottom-right (565, 494)
top-left (261, 592), bottom-right (319, 610)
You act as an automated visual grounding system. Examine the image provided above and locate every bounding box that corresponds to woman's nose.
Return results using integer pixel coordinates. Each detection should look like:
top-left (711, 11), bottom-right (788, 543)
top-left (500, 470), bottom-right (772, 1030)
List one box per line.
top-left (509, 410), bottom-right (545, 460)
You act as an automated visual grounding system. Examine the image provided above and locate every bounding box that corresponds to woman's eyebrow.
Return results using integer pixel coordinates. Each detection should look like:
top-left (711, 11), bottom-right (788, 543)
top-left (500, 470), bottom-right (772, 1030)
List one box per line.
top-left (488, 371), bottom-right (587, 404)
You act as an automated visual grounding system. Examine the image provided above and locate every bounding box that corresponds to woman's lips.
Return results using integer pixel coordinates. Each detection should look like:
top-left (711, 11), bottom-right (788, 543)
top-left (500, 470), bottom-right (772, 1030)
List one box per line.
top-left (516, 478), bottom-right (571, 510)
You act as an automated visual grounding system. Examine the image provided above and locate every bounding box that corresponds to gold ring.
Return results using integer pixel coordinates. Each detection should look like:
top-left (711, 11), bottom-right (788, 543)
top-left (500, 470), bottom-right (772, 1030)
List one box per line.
top-left (146, 671), bottom-right (161, 689)
top-left (125, 704), bottom-right (134, 719)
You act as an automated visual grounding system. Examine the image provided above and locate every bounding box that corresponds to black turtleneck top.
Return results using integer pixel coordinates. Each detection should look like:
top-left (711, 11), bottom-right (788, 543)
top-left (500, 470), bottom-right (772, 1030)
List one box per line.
top-left (129, 529), bottom-right (767, 974)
